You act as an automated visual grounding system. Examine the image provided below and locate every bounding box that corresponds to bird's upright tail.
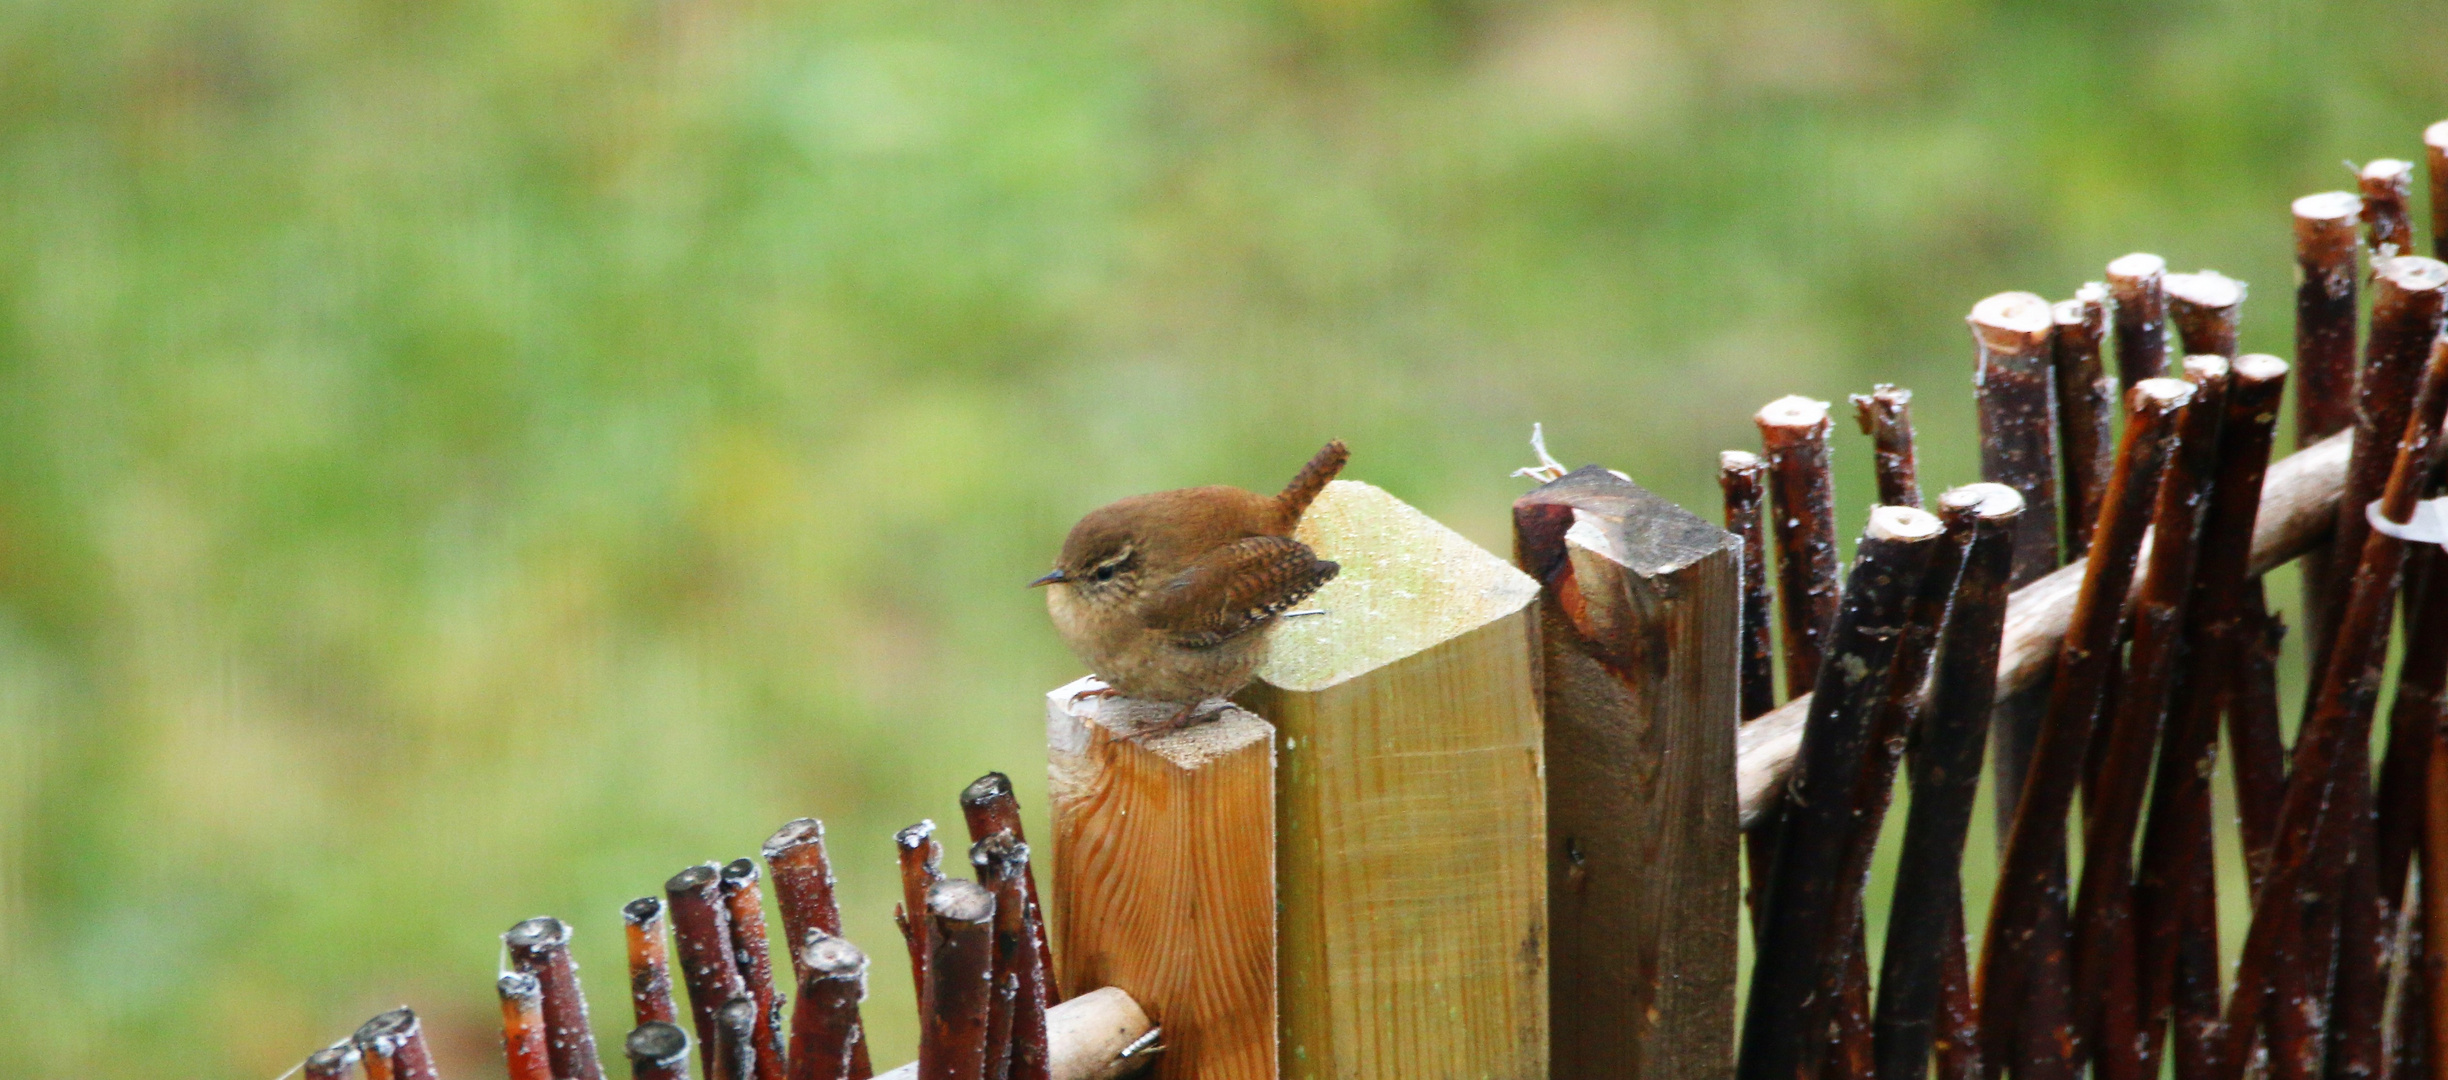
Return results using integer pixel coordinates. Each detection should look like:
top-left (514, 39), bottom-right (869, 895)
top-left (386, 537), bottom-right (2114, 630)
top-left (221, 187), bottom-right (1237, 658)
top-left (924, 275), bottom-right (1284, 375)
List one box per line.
top-left (1275, 439), bottom-right (1350, 530)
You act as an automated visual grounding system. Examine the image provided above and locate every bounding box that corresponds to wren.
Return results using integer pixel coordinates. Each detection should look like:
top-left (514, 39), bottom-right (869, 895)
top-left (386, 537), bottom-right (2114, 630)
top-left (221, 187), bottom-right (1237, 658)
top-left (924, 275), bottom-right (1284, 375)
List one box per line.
top-left (1035, 440), bottom-right (1349, 729)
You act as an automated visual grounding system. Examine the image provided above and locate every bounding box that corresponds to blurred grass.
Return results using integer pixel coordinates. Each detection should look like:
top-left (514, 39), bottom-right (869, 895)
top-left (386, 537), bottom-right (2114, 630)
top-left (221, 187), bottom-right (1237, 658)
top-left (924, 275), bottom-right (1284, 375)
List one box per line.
top-left (0, 0), bottom-right (2442, 1075)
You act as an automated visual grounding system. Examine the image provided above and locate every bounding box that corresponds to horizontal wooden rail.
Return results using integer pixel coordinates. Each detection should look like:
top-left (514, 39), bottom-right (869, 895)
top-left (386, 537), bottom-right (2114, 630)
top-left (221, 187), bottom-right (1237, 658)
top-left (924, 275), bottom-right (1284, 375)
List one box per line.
top-left (1736, 429), bottom-right (2354, 827)
top-left (874, 986), bottom-right (1157, 1080)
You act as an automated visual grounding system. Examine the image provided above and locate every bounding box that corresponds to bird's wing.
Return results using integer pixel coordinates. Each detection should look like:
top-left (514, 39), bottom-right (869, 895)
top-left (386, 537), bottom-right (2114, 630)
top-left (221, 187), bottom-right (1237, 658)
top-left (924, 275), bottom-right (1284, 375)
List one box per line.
top-left (1144, 535), bottom-right (1340, 649)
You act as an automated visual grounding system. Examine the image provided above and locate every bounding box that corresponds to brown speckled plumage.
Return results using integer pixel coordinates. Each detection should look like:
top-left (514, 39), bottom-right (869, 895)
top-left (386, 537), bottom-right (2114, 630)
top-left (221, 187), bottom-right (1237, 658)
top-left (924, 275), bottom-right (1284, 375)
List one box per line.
top-left (1039, 441), bottom-right (1346, 717)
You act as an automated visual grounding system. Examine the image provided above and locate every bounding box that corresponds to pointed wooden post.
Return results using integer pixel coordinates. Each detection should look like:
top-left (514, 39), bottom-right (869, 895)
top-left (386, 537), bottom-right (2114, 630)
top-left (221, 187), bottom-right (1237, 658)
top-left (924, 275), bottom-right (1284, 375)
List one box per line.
top-left (1046, 681), bottom-right (1277, 1080)
top-left (1237, 479), bottom-right (1548, 1080)
top-left (1516, 466), bottom-right (1740, 1080)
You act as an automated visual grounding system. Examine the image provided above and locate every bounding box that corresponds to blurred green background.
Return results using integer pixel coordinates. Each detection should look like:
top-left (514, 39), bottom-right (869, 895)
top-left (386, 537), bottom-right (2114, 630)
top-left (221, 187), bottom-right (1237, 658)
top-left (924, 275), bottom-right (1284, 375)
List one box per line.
top-left (0, 0), bottom-right (2442, 1075)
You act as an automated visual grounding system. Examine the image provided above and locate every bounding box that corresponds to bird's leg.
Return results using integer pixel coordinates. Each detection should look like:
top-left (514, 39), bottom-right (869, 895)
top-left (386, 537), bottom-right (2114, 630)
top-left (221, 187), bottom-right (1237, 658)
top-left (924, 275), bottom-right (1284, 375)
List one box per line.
top-left (1068, 684), bottom-right (1123, 707)
top-left (1143, 698), bottom-right (1224, 736)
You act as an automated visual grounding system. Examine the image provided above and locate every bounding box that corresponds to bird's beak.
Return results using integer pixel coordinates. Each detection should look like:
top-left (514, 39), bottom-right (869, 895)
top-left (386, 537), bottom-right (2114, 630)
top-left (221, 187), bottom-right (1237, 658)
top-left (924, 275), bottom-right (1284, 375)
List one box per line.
top-left (1030, 568), bottom-right (1068, 588)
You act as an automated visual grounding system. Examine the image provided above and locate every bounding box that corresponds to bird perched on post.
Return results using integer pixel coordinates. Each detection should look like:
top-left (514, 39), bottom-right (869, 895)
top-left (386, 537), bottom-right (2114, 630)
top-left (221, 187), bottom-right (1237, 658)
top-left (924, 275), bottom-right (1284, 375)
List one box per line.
top-left (1035, 440), bottom-right (1349, 730)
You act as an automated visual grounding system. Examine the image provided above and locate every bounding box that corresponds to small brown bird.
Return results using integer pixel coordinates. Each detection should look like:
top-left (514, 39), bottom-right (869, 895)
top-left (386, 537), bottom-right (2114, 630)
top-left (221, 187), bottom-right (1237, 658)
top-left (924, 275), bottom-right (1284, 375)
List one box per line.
top-left (1035, 440), bottom-right (1350, 728)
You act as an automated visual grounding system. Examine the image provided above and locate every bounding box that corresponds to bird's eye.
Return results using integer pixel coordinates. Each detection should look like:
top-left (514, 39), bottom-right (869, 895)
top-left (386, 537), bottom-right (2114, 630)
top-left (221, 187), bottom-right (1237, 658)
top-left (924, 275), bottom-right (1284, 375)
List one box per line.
top-left (1093, 563), bottom-right (1118, 582)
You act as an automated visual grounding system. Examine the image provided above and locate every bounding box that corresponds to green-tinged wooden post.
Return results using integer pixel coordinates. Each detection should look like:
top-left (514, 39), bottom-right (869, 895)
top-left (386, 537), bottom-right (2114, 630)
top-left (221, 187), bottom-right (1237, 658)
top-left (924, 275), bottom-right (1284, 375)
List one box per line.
top-left (1237, 479), bottom-right (1548, 1080)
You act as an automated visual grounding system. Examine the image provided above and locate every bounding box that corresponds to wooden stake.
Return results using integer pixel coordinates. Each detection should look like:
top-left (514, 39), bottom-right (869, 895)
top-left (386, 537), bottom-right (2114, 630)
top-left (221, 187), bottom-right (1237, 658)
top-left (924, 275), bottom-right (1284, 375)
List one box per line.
top-left (1237, 478), bottom-right (1546, 1080)
top-left (1980, 377), bottom-right (2195, 1079)
top-left (921, 880), bottom-right (998, 1080)
top-left (2294, 192), bottom-right (2365, 447)
top-left (1722, 451), bottom-right (1778, 721)
top-left (2072, 356), bottom-right (2229, 1080)
top-left (2230, 587), bottom-right (2290, 884)
top-left (721, 860), bottom-right (789, 1080)
top-left (1874, 483), bottom-right (2023, 1080)
top-left (2221, 332), bottom-right (2448, 1075)
top-left (789, 934), bottom-right (871, 1080)
top-left (669, 864), bottom-right (752, 1080)
top-left (961, 774), bottom-right (1059, 1005)
top-left (628, 897), bottom-right (681, 1028)
top-left (1515, 466), bottom-right (1739, 1080)
top-left (1723, 449), bottom-right (1783, 942)
top-left (2134, 354), bottom-right (2289, 1080)
top-left (501, 972), bottom-right (555, 1080)
top-left (304, 1044), bottom-right (361, 1080)
top-left (968, 835), bottom-right (1032, 1080)
top-left (1045, 685), bottom-right (1272, 1080)
top-left (355, 1009), bottom-right (442, 1080)
top-left (1757, 395), bottom-right (1842, 695)
top-left (718, 997), bottom-right (760, 1080)
top-left (2294, 191), bottom-right (2363, 661)
top-left (871, 987), bottom-right (1160, 1080)
top-left (629, 1023), bottom-right (696, 1080)
top-left (2167, 272), bottom-right (2246, 357)
top-left (1735, 428), bottom-right (2354, 827)
top-left (506, 916), bottom-right (607, 1080)
top-left (2428, 688), bottom-right (2448, 1078)
top-left (896, 823), bottom-right (946, 1010)
top-left (2054, 285), bottom-right (2115, 556)
top-left (2315, 256), bottom-right (2448, 675)
top-left (2364, 159), bottom-right (2418, 260)
top-left (2110, 252), bottom-right (2172, 387)
top-left (2380, 555), bottom-right (2448, 914)
top-left (1853, 384), bottom-right (1923, 508)
top-left (766, 819), bottom-right (872, 1079)
top-left (765, 820), bottom-right (845, 979)
top-left (1737, 505), bottom-right (1949, 1080)
top-left (1971, 290), bottom-right (2062, 848)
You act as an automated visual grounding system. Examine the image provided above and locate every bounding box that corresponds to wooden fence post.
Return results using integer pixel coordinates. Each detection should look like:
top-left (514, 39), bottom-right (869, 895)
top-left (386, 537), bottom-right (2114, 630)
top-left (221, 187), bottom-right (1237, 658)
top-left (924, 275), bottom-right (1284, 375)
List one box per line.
top-left (1236, 479), bottom-right (1548, 1080)
top-left (1046, 679), bottom-right (1278, 1080)
top-left (1515, 466), bottom-right (1739, 1080)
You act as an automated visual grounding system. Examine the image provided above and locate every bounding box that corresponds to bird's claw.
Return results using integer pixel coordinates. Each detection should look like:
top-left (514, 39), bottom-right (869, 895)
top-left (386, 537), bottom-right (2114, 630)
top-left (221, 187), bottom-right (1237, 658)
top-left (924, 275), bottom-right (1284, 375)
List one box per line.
top-left (1068, 685), bottom-right (1123, 707)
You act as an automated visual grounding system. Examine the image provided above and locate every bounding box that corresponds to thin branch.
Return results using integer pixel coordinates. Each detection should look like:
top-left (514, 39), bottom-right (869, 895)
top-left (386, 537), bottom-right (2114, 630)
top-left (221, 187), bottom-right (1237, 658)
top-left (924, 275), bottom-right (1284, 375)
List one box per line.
top-left (896, 822), bottom-right (948, 1016)
top-left (920, 880), bottom-right (999, 1080)
top-left (2073, 356), bottom-right (2230, 1080)
top-left (959, 774), bottom-right (1059, 1005)
top-left (505, 916), bottom-right (607, 1080)
top-left (789, 933), bottom-right (872, 1080)
top-left (669, 864), bottom-right (751, 1080)
top-left (2109, 253), bottom-right (2171, 388)
top-left (628, 1023), bottom-right (695, 1080)
top-left (722, 859), bottom-right (790, 1080)
top-left (501, 971), bottom-right (555, 1080)
top-left (1737, 506), bottom-right (1950, 1080)
top-left (2054, 285), bottom-right (2115, 556)
top-left (1756, 395), bottom-right (1842, 697)
top-left (1852, 384), bottom-right (1922, 509)
top-left (2166, 272), bottom-right (2245, 358)
top-left (1980, 377), bottom-right (2195, 1079)
top-left (2220, 332), bottom-right (2448, 1077)
top-left (1874, 484), bottom-right (2023, 1080)
top-left (354, 1009), bottom-right (442, 1080)
top-left (627, 897), bottom-right (680, 1028)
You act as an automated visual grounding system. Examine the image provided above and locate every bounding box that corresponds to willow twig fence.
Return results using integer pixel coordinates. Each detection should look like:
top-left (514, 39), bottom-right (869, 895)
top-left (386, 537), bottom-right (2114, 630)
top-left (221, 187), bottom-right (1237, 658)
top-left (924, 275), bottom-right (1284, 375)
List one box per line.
top-left (288, 121), bottom-right (2448, 1080)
